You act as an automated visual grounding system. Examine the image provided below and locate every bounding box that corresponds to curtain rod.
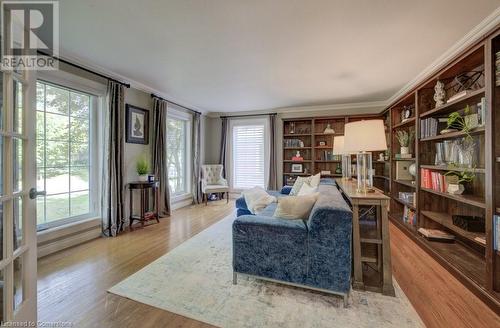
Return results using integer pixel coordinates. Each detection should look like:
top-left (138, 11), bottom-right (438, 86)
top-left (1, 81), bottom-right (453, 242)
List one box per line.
top-left (151, 94), bottom-right (202, 115)
top-left (220, 113), bottom-right (276, 119)
top-left (37, 51), bottom-right (131, 88)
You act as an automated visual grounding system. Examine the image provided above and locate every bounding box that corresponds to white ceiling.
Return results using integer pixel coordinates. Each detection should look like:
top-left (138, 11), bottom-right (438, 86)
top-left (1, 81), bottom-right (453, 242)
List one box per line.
top-left (59, 0), bottom-right (500, 113)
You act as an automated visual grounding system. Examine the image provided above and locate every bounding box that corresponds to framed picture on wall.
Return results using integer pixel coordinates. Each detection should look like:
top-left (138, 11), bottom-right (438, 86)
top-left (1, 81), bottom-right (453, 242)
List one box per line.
top-left (126, 104), bottom-right (149, 144)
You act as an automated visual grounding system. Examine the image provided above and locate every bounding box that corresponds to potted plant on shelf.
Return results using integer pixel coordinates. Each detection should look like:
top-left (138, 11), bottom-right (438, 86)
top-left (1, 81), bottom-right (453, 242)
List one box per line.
top-left (442, 105), bottom-right (476, 137)
top-left (444, 169), bottom-right (474, 195)
top-left (395, 130), bottom-right (414, 156)
top-left (136, 157), bottom-right (150, 182)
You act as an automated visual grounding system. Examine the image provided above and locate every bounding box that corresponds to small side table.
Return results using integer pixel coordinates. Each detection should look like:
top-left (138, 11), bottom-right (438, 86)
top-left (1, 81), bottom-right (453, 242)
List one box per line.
top-left (127, 181), bottom-right (160, 230)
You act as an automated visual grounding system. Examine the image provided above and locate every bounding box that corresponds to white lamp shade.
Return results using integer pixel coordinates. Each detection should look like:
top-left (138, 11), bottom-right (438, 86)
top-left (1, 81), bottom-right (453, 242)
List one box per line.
top-left (343, 120), bottom-right (387, 152)
top-left (332, 136), bottom-right (345, 155)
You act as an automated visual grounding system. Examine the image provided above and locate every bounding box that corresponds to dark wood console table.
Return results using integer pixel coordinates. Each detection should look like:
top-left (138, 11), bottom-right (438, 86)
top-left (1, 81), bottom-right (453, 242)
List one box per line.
top-left (127, 181), bottom-right (160, 230)
top-left (335, 178), bottom-right (395, 296)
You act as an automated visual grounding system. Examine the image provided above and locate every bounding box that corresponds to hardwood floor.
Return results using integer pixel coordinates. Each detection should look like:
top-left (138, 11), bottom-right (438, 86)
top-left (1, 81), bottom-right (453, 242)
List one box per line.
top-left (37, 200), bottom-right (499, 328)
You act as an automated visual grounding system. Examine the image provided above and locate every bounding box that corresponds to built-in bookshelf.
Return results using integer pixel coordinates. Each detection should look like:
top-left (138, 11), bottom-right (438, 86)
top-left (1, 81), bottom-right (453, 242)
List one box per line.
top-left (282, 115), bottom-right (390, 192)
top-left (386, 27), bottom-right (500, 312)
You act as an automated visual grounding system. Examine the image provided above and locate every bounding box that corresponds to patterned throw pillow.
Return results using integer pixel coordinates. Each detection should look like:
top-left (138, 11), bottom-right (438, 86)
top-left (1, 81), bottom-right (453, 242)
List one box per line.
top-left (289, 176), bottom-right (312, 196)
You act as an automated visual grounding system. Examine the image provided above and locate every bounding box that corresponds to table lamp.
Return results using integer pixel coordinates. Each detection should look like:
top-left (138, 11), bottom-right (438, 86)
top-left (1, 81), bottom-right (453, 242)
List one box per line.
top-left (332, 136), bottom-right (351, 180)
top-left (343, 120), bottom-right (387, 193)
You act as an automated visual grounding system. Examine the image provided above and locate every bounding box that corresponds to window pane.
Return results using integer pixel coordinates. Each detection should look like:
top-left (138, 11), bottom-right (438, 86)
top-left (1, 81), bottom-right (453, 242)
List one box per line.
top-left (70, 167), bottom-right (89, 192)
top-left (70, 117), bottom-right (89, 144)
top-left (45, 194), bottom-right (69, 222)
top-left (36, 139), bottom-right (45, 167)
top-left (36, 197), bottom-right (45, 225)
top-left (70, 191), bottom-right (89, 217)
top-left (36, 111), bottom-right (45, 139)
top-left (232, 124), bottom-right (265, 189)
top-left (45, 167), bottom-right (69, 194)
top-left (0, 138), bottom-right (3, 195)
top-left (45, 141), bottom-right (69, 167)
top-left (13, 138), bottom-right (22, 192)
top-left (0, 72), bottom-right (3, 131)
top-left (14, 256), bottom-right (24, 311)
top-left (14, 197), bottom-right (23, 250)
top-left (70, 92), bottom-right (90, 117)
top-left (13, 80), bottom-right (23, 133)
top-left (167, 118), bottom-right (187, 195)
top-left (71, 143), bottom-right (89, 166)
top-left (45, 84), bottom-right (69, 115)
top-left (36, 168), bottom-right (45, 193)
top-left (0, 202), bottom-right (3, 260)
top-left (36, 82), bottom-right (44, 111)
top-left (45, 112), bottom-right (69, 140)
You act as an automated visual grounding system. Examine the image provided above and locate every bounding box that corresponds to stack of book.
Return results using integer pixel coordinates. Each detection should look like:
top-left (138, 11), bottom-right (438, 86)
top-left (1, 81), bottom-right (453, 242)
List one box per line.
top-left (496, 51), bottom-right (500, 87)
top-left (403, 205), bottom-right (416, 226)
top-left (418, 228), bottom-right (455, 242)
top-left (420, 117), bottom-right (438, 139)
top-left (420, 168), bottom-right (446, 192)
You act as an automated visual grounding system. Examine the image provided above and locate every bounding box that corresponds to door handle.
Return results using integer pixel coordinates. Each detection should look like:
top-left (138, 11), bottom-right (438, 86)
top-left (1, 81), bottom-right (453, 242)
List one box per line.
top-left (29, 188), bottom-right (46, 200)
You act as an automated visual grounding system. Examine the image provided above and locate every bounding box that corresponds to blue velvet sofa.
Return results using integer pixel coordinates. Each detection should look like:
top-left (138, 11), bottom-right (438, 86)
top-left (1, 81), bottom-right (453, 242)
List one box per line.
top-left (232, 180), bottom-right (353, 304)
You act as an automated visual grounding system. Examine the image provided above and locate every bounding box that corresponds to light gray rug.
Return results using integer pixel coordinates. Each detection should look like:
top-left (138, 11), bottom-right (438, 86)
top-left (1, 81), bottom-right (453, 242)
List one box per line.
top-left (109, 214), bottom-right (423, 328)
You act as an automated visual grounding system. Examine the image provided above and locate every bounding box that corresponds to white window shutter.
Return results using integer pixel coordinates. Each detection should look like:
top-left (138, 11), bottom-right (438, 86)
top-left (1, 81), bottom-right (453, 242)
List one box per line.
top-left (232, 125), bottom-right (265, 189)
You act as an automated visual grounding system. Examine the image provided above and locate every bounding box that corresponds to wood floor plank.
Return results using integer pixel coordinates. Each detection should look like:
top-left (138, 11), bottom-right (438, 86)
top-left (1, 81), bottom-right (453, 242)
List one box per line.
top-left (37, 200), bottom-right (500, 327)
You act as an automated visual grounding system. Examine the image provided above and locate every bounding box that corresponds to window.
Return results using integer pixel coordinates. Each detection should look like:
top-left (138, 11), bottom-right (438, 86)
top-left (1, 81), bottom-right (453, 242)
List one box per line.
top-left (36, 81), bottom-right (97, 230)
top-left (167, 109), bottom-right (191, 197)
top-left (231, 120), bottom-right (268, 190)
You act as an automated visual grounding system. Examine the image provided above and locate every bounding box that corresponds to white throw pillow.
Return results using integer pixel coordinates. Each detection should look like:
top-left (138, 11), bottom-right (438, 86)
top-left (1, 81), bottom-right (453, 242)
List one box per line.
top-left (273, 193), bottom-right (320, 220)
top-left (289, 176), bottom-right (312, 196)
top-left (242, 187), bottom-right (276, 214)
top-left (310, 173), bottom-right (321, 188)
top-left (297, 182), bottom-right (317, 196)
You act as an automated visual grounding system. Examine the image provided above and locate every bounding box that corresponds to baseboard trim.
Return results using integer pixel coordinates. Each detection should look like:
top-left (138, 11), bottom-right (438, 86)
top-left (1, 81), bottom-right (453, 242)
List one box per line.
top-left (37, 217), bottom-right (102, 258)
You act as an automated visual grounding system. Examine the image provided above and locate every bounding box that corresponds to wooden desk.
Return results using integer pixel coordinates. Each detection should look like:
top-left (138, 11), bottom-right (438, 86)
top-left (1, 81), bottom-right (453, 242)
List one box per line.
top-left (335, 178), bottom-right (395, 296)
top-left (127, 181), bottom-right (160, 231)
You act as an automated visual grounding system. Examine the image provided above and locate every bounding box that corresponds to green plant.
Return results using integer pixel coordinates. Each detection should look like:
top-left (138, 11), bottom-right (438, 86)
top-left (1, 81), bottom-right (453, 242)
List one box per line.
top-left (395, 130), bottom-right (414, 147)
top-left (444, 169), bottom-right (475, 184)
top-left (136, 157), bottom-right (150, 175)
top-left (446, 105), bottom-right (473, 140)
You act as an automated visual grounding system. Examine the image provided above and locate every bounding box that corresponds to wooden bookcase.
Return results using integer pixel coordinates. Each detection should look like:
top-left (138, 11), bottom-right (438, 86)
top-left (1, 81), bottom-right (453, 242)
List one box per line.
top-left (282, 115), bottom-right (391, 196)
top-left (386, 27), bottom-right (500, 312)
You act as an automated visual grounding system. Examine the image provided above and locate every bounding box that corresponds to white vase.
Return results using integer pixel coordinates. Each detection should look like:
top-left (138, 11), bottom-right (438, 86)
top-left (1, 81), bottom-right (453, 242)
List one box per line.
top-left (400, 147), bottom-right (409, 155)
top-left (138, 174), bottom-right (149, 182)
top-left (447, 183), bottom-right (464, 195)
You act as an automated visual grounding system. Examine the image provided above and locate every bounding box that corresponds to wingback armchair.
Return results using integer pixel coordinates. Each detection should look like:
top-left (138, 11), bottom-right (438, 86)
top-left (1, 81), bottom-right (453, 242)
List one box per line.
top-left (201, 165), bottom-right (229, 205)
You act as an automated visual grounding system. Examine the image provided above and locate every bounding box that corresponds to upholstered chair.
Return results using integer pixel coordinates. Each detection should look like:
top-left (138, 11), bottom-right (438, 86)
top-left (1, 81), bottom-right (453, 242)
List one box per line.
top-left (201, 165), bottom-right (229, 205)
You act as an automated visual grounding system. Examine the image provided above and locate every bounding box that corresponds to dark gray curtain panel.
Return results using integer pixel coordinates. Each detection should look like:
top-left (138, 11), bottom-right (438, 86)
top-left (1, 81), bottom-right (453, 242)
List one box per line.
top-left (219, 117), bottom-right (229, 178)
top-left (103, 81), bottom-right (125, 236)
top-left (192, 112), bottom-right (203, 204)
top-left (152, 97), bottom-right (171, 216)
top-left (267, 114), bottom-right (278, 190)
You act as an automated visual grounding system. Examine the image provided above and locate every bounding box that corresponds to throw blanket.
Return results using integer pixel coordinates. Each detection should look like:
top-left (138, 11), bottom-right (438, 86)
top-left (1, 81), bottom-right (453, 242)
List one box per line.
top-left (242, 187), bottom-right (276, 214)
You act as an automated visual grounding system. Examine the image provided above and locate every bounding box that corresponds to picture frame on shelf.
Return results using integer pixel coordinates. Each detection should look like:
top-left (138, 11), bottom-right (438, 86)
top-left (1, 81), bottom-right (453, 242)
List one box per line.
top-left (291, 164), bottom-right (303, 173)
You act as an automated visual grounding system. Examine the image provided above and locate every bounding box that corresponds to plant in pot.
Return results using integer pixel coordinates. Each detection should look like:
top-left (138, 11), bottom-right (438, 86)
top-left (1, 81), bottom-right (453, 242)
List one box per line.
top-left (395, 130), bottom-right (414, 155)
top-left (443, 105), bottom-right (474, 136)
top-left (444, 169), bottom-right (474, 195)
top-left (136, 157), bottom-right (150, 182)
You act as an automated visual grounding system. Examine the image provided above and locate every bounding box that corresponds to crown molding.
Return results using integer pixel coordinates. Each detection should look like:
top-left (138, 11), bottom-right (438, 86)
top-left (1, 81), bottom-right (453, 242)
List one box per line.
top-left (207, 100), bottom-right (387, 118)
top-left (385, 6), bottom-right (500, 108)
top-left (55, 50), bottom-right (207, 114)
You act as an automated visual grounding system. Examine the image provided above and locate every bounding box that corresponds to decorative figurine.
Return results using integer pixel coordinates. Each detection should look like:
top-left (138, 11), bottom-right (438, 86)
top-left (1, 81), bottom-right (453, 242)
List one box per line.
top-left (292, 151), bottom-right (303, 161)
top-left (379, 153), bottom-right (385, 162)
top-left (323, 123), bottom-right (335, 134)
top-left (433, 80), bottom-right (446, 107)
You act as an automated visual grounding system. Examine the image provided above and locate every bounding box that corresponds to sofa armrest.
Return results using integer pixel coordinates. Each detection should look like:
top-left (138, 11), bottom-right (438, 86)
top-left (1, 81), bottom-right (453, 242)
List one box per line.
top-left (280, 186), bottom-right (292, 195)
top-left (234, 215), bottom-right (306, 231)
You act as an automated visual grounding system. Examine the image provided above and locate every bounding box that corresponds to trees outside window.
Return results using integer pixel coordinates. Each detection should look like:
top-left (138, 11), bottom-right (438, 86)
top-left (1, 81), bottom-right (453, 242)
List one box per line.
top-left (36, 81), bottom-right (96, 229)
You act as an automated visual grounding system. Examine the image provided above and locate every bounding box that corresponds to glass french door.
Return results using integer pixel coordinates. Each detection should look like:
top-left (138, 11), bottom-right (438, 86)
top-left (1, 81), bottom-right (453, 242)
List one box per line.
top-left (0, 65), bottom-right (37, 321)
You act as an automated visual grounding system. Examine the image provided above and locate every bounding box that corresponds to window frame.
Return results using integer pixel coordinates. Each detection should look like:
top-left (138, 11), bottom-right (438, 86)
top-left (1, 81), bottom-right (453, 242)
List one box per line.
top-left (229, 117), bottom-right (270, 192)
top-left (166, 106), bottom-right (192, 201)
top-left (35, 78), bottom-right (102, 231)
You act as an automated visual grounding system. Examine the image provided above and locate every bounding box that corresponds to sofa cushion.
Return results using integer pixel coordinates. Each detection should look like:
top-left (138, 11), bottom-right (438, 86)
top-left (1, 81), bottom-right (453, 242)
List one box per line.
top-left (297, 182), bottom-right (317, 196)
top-left (289, 176), bottom-right (311, 196)
top-left (273, 193), bottom-right (319, 220)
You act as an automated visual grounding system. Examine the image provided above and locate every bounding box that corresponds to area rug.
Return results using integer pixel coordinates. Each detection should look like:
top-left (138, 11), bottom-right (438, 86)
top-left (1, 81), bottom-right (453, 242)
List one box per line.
top-left (109, 214), bottom-right (423, 328)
